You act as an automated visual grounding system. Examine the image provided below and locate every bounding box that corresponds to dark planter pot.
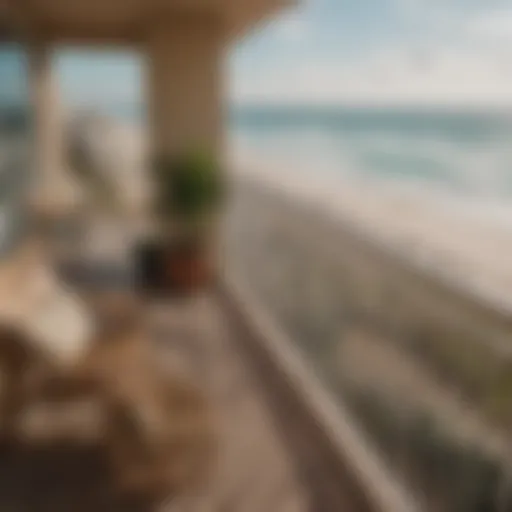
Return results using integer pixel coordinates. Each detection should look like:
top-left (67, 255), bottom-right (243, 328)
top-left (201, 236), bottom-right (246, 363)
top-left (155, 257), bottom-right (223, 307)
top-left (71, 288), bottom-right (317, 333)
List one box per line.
top-left (135, 239), bottom-right (214, 297)
top-left (134, 240), bottom-right (166, 295)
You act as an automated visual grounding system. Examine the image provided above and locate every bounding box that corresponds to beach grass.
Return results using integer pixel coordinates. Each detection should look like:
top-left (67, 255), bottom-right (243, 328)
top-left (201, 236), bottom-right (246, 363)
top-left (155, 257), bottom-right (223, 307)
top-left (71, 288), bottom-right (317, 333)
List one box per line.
top-left (225, 178), bottom-right (512, 511)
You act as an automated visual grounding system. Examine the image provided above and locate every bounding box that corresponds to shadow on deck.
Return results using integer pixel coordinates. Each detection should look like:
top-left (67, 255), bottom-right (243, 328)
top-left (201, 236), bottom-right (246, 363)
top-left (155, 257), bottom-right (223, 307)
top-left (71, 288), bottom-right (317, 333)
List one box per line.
top-left (0, 258), bottom-right (397, 512)
top-left (0, 444), bottom-right (153, 511)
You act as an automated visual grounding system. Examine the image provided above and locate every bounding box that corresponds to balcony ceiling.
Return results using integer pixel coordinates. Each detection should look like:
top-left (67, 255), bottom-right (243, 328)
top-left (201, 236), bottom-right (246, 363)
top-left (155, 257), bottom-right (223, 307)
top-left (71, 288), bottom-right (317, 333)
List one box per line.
top-left (6, 0), bottom-right (295, 44)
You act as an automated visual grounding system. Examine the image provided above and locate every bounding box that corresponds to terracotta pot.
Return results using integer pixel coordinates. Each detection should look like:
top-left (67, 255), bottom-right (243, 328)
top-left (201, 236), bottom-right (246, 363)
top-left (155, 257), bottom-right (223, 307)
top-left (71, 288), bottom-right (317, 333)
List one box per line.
top-left (164, 239), bottom-right (213, 294)
top-left (135, 239), bottom-right (213, 296)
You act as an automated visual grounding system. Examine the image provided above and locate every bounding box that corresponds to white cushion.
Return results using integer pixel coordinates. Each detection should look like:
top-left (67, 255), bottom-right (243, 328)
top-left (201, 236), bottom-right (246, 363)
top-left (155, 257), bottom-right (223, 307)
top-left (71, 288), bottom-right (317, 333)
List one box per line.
top-left (0, 241), bottom-right (93, 368)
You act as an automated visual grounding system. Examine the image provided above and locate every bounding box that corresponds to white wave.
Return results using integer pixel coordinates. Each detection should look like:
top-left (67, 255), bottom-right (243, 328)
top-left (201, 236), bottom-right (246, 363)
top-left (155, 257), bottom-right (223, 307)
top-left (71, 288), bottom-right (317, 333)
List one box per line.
top-left (230, 127), bottom-right (512, 201)
top-left (229, 138), bottom-right (512, 311)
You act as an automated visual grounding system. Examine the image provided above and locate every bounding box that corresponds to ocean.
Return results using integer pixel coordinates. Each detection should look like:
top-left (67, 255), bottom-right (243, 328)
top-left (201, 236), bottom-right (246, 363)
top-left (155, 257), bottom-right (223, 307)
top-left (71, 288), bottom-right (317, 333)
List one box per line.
top-left (109, 103), bottom-right (512, 232)
top-left (230, 106), bottom-right (512, 202)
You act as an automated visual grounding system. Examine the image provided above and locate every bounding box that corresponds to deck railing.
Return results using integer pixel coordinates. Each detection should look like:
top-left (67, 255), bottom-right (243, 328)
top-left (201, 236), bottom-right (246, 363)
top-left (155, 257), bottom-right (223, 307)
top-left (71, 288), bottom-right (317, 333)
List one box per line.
top-left (220, 275), bottom-right (420, 512)
top-left (224, 177), bottom-right (512, 512)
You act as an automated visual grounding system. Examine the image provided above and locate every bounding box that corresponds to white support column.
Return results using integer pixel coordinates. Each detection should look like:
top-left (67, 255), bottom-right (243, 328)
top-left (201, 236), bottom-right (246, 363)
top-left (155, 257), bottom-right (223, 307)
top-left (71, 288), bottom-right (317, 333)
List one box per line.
top-left (146, 16), bottom-right (225, 159)
top-left (29, 41), bottom-right (70, 214)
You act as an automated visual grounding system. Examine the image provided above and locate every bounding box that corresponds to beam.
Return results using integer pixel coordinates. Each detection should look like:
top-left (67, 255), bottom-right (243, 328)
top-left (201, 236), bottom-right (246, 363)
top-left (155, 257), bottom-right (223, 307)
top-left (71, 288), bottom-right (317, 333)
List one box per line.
top-left (36, 22), bottom-right (143, 47)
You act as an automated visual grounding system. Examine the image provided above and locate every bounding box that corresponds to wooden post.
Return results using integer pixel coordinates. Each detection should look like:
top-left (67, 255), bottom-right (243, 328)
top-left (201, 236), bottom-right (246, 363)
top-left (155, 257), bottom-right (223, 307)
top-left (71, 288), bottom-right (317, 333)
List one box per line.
top-left (146, 16), bottom-right (225, 160)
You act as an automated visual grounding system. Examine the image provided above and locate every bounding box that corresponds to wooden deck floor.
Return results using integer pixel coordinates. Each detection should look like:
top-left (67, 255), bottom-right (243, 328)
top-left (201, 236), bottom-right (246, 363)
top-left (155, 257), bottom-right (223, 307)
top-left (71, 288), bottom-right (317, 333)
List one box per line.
top-left (0, 289), bottom-right (310, 512)
top-left (155, 288), bottom-right (378, 512)
top-left (32, 255), bottom-right (369, 511)
top-left (152, 294), bottom-right (309, 512)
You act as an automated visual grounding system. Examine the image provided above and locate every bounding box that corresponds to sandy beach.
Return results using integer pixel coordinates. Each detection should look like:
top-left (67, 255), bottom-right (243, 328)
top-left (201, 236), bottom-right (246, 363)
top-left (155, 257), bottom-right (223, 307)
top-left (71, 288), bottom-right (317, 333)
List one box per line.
top-left (231, 148), bottom-right (512, 314)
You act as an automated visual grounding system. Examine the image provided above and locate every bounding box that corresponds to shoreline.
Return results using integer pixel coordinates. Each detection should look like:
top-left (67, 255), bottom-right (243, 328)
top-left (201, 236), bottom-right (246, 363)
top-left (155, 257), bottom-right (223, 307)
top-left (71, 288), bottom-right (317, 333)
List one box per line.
top-left (230, 150), bottom-right (512, 317)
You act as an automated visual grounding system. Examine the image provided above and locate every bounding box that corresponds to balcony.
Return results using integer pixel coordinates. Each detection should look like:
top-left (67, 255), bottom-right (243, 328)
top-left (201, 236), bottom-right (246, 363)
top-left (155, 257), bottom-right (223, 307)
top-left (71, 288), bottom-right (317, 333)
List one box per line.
top-left (1, 0), bottom-right (512, 510)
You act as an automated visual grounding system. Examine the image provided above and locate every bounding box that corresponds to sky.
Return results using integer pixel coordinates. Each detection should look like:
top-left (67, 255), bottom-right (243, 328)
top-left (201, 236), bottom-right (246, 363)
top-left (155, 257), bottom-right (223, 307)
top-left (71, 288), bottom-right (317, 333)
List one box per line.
top-left (51, 0), bottom-right (512, 108)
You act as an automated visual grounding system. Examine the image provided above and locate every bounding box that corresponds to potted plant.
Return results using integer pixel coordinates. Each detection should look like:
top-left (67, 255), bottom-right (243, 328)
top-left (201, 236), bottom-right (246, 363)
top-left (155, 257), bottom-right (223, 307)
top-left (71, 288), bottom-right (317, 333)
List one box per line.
top-left (137, 149), bottom-right (224, 295)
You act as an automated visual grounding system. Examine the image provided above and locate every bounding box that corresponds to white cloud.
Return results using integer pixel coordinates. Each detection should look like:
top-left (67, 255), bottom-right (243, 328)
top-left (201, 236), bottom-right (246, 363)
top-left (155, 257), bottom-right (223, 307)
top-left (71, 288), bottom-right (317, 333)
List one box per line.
top-left (278, 18), bottom-right (307, 41)
top-left (466, 9), bottom-right (512, 42)
top-left (232, 1), bottom-right (512, 107)
top-left (269, 12), bottom-right (309, 42)
top-left (231, 45), bottom-right (512, 107)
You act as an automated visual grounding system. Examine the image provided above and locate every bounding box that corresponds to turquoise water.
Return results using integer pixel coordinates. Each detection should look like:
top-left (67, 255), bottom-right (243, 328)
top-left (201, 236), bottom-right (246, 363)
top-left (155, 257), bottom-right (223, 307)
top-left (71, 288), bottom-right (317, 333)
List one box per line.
top-left (230, 106), bottom-right (512, 201)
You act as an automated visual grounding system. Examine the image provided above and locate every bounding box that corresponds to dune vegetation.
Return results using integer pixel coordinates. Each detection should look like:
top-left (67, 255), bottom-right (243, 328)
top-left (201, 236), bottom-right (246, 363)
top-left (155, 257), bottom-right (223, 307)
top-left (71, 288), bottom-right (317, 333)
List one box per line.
top-left (225, 179), bottom-right (512, 512)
